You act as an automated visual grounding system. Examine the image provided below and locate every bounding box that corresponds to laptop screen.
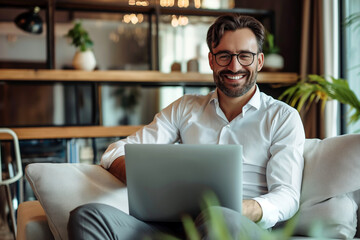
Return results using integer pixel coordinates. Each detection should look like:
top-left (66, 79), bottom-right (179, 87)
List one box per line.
top-left (125, 144), bottom-right (243, 222)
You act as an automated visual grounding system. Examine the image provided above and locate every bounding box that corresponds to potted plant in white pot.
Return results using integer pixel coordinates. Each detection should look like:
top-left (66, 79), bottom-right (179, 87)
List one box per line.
top-left (262, 31), bottom-right (284, 72)
top-left (65, 22), bottom-right (96, 71)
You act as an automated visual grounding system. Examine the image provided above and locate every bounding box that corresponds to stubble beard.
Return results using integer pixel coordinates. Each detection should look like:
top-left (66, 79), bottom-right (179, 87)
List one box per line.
top-left (214, 69), bottom-right (258, 98)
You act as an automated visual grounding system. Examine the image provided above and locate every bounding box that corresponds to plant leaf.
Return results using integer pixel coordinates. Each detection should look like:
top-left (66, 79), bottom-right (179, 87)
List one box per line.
top-left (279, 74), bottom-right (360, 127)
top-left (181, 215), bottom-right (201, 240)
top-left (65, 21), bottom-right (94, 51)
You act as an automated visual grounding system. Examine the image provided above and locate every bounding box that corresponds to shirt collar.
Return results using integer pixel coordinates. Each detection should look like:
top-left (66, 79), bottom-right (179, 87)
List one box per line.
top-left (209, 85), bottom-right (261, 110)
top-left (209, 89), bottom-right (219, 104)
top-left (246, 85), bottom-right (261, 110)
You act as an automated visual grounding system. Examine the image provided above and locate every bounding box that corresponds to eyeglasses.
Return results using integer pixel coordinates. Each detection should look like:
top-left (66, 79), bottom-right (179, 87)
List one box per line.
top-left (212, 51), bottom-right (257, 67)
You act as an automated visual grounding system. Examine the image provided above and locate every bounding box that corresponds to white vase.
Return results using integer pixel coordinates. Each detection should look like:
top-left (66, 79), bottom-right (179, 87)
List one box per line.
top-left (263, 53), bottom-right (284, 72)
top-left (72, 50), bottom-right (96, 71)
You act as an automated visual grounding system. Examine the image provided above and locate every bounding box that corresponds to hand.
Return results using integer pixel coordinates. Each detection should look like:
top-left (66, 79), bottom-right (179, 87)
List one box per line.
top-left (108, 156), bottom-right (127, 184)
top-left (242, 199), bottom-right (263, 222)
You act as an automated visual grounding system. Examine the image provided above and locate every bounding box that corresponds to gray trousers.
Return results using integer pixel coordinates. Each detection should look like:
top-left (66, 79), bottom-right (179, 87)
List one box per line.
top-left (67, 203), bottom-right (265, 240)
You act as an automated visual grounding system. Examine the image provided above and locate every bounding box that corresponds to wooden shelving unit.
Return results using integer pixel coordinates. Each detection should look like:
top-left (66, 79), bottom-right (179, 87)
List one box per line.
top-left (0, 69), bottom-right (298, 85)
top-left (0, 2), bottom-right (293, 142)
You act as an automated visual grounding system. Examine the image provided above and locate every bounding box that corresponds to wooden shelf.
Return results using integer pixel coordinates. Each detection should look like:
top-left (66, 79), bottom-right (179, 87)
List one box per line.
top-left (0, 126), bottom-right (143, 140)
top-left (0, 69), bottom-right (298, 85)
top-left (0, 70), bottom-right (298, 141)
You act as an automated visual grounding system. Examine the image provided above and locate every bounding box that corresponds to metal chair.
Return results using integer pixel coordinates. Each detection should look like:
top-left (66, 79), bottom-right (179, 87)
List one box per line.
top-left (0, 128), bottom-right (22, 238)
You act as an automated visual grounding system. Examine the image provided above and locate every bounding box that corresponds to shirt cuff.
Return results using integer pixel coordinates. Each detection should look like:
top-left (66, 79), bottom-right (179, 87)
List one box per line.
top-left (252, 197), bottom-right (279, 229)
top-left (100, 141), bottom-right (126, 169)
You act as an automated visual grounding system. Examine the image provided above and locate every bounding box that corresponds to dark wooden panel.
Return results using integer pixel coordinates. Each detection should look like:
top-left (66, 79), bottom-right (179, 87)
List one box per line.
top-left (0, 61), bottom-right (47, 69)
top-left (235, 0), bottom-right (302, 73)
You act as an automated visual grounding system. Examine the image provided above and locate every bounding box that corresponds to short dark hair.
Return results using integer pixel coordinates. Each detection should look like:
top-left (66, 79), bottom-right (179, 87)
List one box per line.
top-left (206, 14), bottom-right (265, 53)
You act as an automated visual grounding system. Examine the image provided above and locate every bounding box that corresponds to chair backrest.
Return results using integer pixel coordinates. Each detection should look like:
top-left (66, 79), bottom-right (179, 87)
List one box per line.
top-left (0, 128), bottom-right (22, 185)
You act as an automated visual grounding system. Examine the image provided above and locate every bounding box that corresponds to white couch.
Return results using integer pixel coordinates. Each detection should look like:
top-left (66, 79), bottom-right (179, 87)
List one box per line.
top-left (17, 134), bottom-right (360, 240)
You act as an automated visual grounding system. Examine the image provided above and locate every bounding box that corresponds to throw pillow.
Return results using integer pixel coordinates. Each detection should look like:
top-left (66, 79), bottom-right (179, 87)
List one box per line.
top-left (293, 134), bottom-right (360, 238)
top-left (25, 163), bottom-right (129, 240)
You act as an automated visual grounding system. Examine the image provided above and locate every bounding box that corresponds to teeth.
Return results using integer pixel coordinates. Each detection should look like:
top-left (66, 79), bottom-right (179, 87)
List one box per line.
top-left (226, 75), bottom-right (244, 80)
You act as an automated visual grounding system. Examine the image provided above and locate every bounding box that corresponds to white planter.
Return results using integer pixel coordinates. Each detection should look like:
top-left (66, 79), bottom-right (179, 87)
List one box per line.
top-left (72, 50), bottom-right (96, 71)
top-left (263, 53), bottom-right (284, 72)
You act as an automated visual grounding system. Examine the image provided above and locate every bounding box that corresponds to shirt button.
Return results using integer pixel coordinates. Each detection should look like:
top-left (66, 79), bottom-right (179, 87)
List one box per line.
top-left (226, 124), bottom-right (230, 128)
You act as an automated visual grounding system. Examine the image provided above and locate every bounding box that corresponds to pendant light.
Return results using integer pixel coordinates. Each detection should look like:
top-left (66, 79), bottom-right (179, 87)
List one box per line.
top-left (14, 6), bottom-right (43, 34)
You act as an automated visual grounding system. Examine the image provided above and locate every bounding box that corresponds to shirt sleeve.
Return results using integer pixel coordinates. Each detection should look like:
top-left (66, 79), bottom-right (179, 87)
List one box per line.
top-left (254, 108), bottom-right (305, 229)
top-left (100, 97), bottom-right (183, 169)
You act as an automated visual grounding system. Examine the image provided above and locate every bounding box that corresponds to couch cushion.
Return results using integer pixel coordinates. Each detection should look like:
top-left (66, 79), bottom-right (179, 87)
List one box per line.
top-left (293, 134), bottom-right (360, 238)
top-left (25, 163), bottom-right (129, 240)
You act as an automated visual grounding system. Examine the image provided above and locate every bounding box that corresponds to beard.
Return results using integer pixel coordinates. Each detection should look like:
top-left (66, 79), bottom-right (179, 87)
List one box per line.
top-left (213, 69), bottom-right (258, 98)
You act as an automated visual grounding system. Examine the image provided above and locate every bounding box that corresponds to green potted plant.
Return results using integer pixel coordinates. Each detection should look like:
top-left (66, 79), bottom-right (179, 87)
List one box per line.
top-left (65, 22), bottom-right (96, 71)
top-left (279, 74), bottom-right (360, 127)
top-left (262, 31), bottom-right (284, 72)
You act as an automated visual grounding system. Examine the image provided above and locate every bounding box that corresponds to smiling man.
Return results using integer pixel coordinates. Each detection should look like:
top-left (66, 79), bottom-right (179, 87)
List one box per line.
top-left (209, 26), bottom-right (263, 122)
top-left (68, 14), bottom-right (305, 240)
top-left (210, 29), bottom-right (260, 98)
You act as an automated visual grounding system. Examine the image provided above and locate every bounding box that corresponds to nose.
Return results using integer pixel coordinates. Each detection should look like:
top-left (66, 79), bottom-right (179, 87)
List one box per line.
top-left (227, 55), bottom-right (244, 72)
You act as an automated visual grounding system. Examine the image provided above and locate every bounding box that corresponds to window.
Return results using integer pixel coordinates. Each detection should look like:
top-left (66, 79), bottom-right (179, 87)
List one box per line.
top-left (342, 0), bottom-right (360, 133)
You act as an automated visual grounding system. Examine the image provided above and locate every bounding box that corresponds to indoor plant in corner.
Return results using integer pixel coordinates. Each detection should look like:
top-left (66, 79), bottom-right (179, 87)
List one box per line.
top-left (279, 74), bottom-right (360, 128)
top-left (65, 22), bottom-right (96, 71)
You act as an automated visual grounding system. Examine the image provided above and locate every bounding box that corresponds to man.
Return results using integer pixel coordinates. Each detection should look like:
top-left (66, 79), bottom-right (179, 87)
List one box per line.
top-left (68, 14), bottom-right (305, 239)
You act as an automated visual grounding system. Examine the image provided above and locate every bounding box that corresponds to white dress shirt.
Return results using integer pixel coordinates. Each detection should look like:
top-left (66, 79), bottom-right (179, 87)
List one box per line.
top-left (101, 85), bottom-right (305, 229)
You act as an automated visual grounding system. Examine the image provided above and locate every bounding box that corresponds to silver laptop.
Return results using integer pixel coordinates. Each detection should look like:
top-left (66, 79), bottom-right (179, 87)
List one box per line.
top-left (125, 144), bottom-right (243, 222)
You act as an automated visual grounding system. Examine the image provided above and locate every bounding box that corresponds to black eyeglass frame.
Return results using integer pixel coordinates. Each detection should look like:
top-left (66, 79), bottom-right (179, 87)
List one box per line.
top-left (211, 51), bottom-right (258, 67)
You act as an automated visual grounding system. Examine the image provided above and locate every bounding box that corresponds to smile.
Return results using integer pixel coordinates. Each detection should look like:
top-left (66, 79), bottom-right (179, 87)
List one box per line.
top-left (224, 74), bottom-right (247, 80)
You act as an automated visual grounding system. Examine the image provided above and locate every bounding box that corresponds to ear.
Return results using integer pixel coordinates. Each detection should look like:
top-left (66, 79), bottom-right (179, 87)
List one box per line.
top-left (257, 52), bottom-right (264, 71)
top-left (208, 52), bottom-right (214, 70)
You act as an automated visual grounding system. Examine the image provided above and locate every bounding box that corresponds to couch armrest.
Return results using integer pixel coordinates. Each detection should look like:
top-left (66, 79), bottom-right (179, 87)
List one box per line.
top-left (17, 200), bottom-right (54, 240)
